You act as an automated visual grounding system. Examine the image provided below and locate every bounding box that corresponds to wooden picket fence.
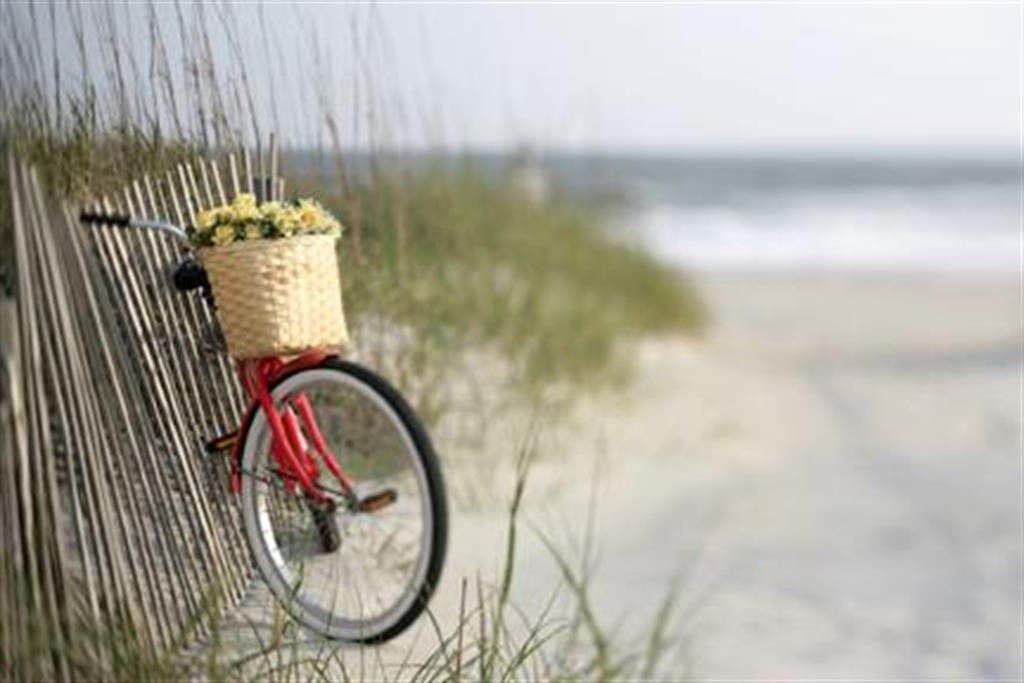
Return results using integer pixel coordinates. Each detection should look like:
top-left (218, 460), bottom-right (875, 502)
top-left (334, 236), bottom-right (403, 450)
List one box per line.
top-left (0, 142), bottom-right (287, 679)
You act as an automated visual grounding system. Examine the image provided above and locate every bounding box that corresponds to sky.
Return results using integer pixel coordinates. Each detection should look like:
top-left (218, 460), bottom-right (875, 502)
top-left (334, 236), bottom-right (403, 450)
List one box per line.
top-left (18, 2), bottom-right (1022, 156)
top-left (358, 2), bottom-right (1021, 155)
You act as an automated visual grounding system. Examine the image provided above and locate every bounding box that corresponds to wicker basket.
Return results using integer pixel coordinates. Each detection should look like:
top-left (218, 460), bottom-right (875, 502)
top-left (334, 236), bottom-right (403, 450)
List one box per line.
top-left (200, 235), bottom-right (350, 360)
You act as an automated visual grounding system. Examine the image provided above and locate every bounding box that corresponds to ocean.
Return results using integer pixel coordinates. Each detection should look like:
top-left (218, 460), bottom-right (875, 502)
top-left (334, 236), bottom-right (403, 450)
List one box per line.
top-left (535, 153), bottom-right (1021, 275)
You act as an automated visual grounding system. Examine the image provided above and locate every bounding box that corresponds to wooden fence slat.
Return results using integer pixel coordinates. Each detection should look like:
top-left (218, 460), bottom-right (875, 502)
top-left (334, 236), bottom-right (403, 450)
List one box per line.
top-left (96, 194), bottom-right (230, 591)
top-left (162, 168), bottom-right (248, 428)
top-left (242, 147), bottom-right (255, 196)
top-left (9, 160), bottom-right (54, 682)
top-left (208, 159), bottom-right (227, 206)
top-left (268, 133), bottom-right (279, 202)
top-left (0, 298), bottom-right (19, 670)
top-left (128, 175), bottom-right (250, 591)
top-left (228, 154), bottom-right (241, 197)
top-left (2, 141), bottom-right (289, 676)
top-left (58, 202), bottom-right (193, 641)
top-left (59, 202), bottom-right (210, 629)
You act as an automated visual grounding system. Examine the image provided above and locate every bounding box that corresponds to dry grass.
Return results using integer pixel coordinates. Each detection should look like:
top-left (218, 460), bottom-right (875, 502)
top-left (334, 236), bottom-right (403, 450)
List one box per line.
top-left (174, 435), bottom-right (693, 682)
top-left (0, 2), bottom-right (705, 678)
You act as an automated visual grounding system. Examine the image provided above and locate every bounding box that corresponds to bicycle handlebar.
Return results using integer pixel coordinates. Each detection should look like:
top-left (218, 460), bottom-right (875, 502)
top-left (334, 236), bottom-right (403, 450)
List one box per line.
top-left (79, 210), bottom-right (130, 227)
top-left (79, 211), bottom-right (188, 240)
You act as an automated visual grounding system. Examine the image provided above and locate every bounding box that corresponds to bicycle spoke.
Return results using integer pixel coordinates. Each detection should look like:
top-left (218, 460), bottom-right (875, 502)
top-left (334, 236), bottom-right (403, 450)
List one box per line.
top-left (240, 363), bottom-right (441, 640)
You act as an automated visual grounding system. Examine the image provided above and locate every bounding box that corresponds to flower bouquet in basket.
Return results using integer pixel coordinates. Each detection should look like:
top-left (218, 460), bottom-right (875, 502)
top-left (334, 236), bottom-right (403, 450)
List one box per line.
top-left (190, 193), bottom-right (349, 360)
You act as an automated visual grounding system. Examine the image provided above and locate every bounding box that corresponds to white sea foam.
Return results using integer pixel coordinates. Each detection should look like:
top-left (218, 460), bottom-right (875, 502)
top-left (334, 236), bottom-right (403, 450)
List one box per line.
top-left (632, 186), bottom-right (1020, 274)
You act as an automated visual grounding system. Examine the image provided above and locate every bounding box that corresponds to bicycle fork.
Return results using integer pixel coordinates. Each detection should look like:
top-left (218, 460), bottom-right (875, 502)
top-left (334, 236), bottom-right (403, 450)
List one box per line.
top-left (210, 355), bottom-right (396, 513)
top-left (253, 369), bottom-right (356, 505)
top-left (207, 355), bottom-right (357, 505)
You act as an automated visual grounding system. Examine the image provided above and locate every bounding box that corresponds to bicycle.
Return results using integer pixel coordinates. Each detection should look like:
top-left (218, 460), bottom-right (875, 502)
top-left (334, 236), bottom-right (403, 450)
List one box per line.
top-left (79, 211), bottom-right (448, 643)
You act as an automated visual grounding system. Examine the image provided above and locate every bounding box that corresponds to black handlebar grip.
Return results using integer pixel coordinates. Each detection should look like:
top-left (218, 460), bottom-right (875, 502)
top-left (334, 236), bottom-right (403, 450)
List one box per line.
top-left (79, 211), bottom-right (131, 227)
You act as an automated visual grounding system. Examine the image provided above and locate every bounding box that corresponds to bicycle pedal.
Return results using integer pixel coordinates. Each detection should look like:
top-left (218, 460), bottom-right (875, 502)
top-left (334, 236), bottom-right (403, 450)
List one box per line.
top-left (204, 431), bottom-right (238, 456)
top-left (357, 488), bottom-right (397, 513)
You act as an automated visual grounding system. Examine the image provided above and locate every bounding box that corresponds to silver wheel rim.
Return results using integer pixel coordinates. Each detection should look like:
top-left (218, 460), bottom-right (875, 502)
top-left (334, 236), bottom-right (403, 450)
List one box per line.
top-left (240, 368), bottom-right (434, 640)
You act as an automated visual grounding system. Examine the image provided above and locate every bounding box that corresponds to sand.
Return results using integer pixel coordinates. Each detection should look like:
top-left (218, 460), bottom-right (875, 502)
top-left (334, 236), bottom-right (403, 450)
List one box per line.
top-left (438, 271), bottom-right (1022, 679)
top-left (214, 271), bottom-right (1022, 679)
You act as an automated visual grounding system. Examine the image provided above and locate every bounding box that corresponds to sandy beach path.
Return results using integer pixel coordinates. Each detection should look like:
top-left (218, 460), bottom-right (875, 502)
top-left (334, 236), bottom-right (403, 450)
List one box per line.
top-left (504, 273), bottom-right (1021, 679)
top-left (211, 273), bottom-right (1020, 680)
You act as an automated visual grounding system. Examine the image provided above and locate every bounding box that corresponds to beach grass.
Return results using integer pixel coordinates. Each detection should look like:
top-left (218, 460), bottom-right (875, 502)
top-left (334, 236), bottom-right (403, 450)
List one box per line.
top-left (0, 3), bottom-right (704, 408)
top-left (0, 2), bottom-right (704, 676)
top-left (300, 167), bottom-right (706, 407)
top-left (47, 435), bottom-right (691, 682)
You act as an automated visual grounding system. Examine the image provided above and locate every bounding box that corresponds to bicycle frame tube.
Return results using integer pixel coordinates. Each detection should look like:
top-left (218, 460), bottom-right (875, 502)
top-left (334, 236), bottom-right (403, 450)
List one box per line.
top-left (292, 393), bottom-right (356, 491)
top-left (235, 352), bottom-right (356, 502)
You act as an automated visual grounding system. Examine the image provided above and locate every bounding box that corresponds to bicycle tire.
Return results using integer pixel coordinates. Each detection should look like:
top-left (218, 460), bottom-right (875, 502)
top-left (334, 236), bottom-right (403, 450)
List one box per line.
top-left (238, 357), bottom-right (448, 643)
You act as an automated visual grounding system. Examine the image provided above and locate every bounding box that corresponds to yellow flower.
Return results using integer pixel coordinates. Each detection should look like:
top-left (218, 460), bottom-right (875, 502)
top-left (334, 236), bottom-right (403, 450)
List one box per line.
top-left (273, 208), bottom-right (299, 236)
top-left (189, 193), bottom-right (343, 248)
top-left (196, 209), bottom-right (217, 230)
top-left (233, 193), bottom-right (257, 208)
top-left (212, 225), bottom-right (236, 246)
top-left (236, 205), bottom-right (260, 223)
top-left (298, 205), bottom-right (320, 228)
top-left (291, 199), bottom-right (323, 231)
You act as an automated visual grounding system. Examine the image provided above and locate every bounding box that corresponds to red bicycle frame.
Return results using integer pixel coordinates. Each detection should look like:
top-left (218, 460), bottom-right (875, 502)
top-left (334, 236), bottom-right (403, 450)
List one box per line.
top-left (74, 211), bottom-right (363, 506)
top-left (230, 350), bottom-right (355, 504)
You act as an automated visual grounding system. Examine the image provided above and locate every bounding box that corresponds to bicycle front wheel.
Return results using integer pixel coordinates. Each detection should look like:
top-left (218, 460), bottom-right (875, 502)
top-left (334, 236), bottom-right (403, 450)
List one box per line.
top-left (239, 358), bottom-right (448, 642)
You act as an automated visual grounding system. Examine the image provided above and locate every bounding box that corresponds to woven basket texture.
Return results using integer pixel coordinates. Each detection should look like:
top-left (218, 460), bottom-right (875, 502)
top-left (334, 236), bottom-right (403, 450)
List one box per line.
top-left (201, 235), bottom-right (350, 359)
